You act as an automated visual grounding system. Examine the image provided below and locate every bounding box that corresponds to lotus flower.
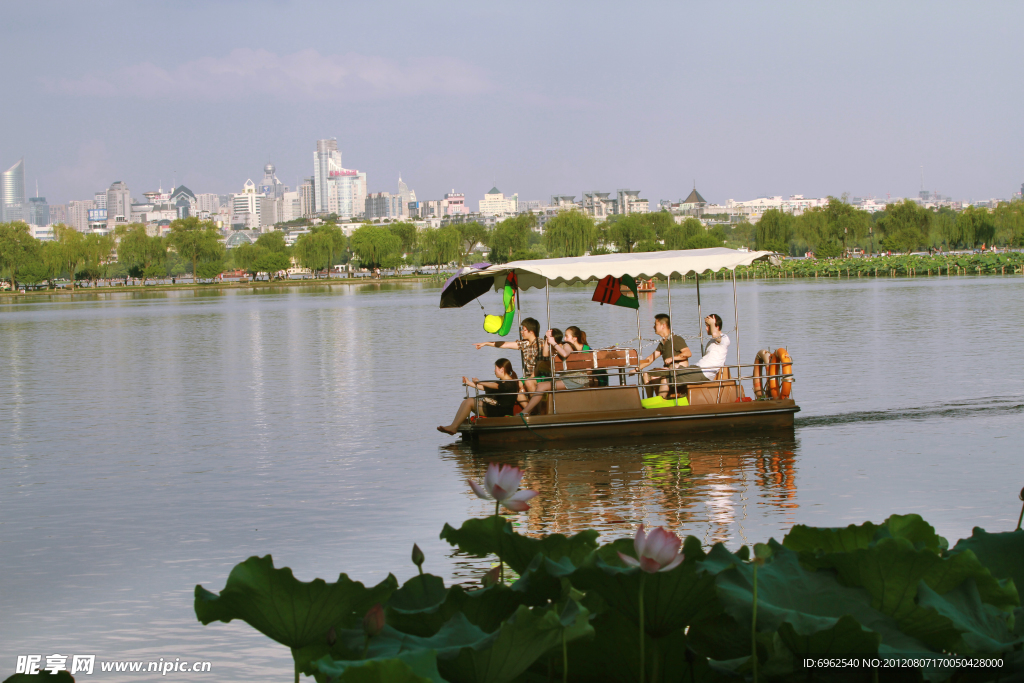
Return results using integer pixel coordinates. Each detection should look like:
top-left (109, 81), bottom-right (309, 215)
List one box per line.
top-left (468, 463), bottom-right (538, 512)
top-left (618, 524), bottom-right (684, 573)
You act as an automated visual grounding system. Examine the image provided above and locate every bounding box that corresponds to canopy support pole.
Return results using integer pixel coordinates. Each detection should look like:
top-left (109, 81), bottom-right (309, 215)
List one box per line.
top-left (515, 271), bottom-right (524, 376)
top-left (667, 273), bottom-right (677, 397)
top-left (635, 307), bottom-right (642, 386)
top-left (696, 273), bottom-right (704, 356)
top-left (546, 281), bottom-right (556, 414)
top-left (732, 269), bottom-right (740, 380)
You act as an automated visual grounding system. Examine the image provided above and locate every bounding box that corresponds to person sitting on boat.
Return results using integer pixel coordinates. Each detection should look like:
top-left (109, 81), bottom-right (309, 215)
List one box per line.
top-left (631, 314), bottom-right (691, 397)
top-left (659, 313), bottom-right (731, 394)
top-left (474, 316), bottom-right (545, 398)
top-left (518, 327), bottom-right (590, 416)
top-left (438, 358), bottom-right (520, 435)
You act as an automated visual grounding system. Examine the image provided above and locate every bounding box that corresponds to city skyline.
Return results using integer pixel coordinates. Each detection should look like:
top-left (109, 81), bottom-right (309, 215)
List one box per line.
top-left (1, 2), bottom-right (1021, 206)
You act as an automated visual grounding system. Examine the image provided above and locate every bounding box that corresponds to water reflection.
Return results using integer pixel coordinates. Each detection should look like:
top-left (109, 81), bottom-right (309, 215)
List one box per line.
top-left (440, 433), bottom-right (797, 577)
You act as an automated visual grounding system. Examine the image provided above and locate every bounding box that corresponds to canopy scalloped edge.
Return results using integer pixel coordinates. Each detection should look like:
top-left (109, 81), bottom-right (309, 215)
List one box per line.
top-left (451, 248), bottom-right (779, 296)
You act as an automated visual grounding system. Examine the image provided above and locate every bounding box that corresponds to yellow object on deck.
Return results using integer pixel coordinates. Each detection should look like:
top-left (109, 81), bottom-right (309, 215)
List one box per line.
top-left (641, 396), bottom-right (689, 409)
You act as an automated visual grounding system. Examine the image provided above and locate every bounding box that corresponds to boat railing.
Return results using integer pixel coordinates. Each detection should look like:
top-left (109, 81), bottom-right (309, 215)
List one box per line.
top-left (462, 356), bottom-right (794, 415)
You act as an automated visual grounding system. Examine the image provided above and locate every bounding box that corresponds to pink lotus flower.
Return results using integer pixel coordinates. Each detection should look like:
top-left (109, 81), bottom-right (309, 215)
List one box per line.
top-left (618, 524), bottom-right (684, 573)
top-left (468, 463), bottom-right (538, 512)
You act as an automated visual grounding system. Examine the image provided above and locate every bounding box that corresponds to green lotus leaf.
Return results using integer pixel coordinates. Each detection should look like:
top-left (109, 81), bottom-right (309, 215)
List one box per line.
top-left (438, 602), bottom-right (593, 683)
top-left (385, 575), bottom-right (530, 638)
top-left (776, 614), bottom-right (882, 657)
top-left (948, 528), bottom-right (1024, 596)
top-left (194, 555), bottom-right (398, 675)
top-left (389, 574), bottom-right (449, 614)
top-left (570, 536), bottom-right (719, 638)
top-left (703, 542), bottom-right (930, 657)
top-left (439, 516), bottom-right (599, 575)
top-left (3, 674), bottom-right (76, 683)
top-left (784, 513), bottom-right (946, 557)
top-left (567, 610), bottom-right (719, 683)
top-left (312, 650), bottom-right (442, 683)
top-left (916, 579), bottom-right (1020, 654)
top-left (368, 613), bottom-right (494, 660)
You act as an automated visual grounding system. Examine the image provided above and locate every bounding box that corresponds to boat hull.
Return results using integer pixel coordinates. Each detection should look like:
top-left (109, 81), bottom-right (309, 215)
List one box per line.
top-left (458, 399), bottom-right (799, 444)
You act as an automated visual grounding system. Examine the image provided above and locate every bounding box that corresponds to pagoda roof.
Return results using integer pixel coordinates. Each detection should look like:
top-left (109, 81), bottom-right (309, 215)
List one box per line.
top-left (683, 188), bottom-right (706, 204)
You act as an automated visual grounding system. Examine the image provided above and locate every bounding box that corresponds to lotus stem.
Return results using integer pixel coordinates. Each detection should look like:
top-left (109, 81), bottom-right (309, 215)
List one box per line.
top-left (496, 501), bottom-right (504, 583)
top-left (751, 563), bottom-right (759, 683)
top-left (639, 573), bottom-right (646, 683)
top-left (562, 628), bottom-right (568, 683)
top-left (294, 661), bottom-right (300, 683)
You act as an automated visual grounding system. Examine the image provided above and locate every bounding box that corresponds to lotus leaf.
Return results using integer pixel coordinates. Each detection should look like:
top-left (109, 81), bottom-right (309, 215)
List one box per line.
top-left (312, 650), bottom-right (441, 683)
top-left (194, 555), bottom-right (397, 675)
top-left (439, 515), bottom-right (599, 574)
top-left (566, 611), bottom-right (717, 683)
top-left (438, 602), bottom-right (593, 683)
top-left (571, 537), bottom-right (719, 638)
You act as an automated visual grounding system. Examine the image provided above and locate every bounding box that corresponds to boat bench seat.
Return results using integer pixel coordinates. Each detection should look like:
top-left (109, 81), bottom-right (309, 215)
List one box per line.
top-left (552, 348), bottom-right (639, 372)
top-left (548, 386), bottom-right (642, 414)
top-left (682, 367), bottom-right (746, 405)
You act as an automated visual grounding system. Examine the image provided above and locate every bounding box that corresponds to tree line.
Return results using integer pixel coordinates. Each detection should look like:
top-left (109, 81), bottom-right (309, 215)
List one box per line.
top-left (3, 199), bottom-right (1022, 289)
top-left (754, 197), bottom-right (1024, 257)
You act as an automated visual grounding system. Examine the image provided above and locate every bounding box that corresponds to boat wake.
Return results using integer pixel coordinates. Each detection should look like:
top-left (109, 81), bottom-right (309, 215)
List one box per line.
top-left (796, 395), bottom-right (1024, 428)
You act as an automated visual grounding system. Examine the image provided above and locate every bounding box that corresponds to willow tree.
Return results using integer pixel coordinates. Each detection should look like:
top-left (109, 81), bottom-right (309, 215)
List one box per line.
top-left (754, 209), bottom-right (794, 253)
top-left (116, 224), bottom-right (166, 285)
top-left (542, 210), bottom-right (596, 257)
top-left (350, 225), bottom-right (401, 270)
top-left (167, 217), bottom-right (223, 283)
top-left (878, 199), bottom-right (930, 254)
top-left (608, 215), bottom-right (655, 253)
top-left (0, 221), bottom-right (41, 290)
top-left (489, 215), bottom-right (532, 263)
top-left (49, 223), bottom-right (87, 289)
top-left (421, 226), bottom-right (461, 273)
top-left (293, 231), bottom-right (331, 275)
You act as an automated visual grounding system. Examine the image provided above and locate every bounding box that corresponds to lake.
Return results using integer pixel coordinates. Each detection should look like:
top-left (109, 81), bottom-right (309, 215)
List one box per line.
top-left (2, 274), bottom-right (1022, 680)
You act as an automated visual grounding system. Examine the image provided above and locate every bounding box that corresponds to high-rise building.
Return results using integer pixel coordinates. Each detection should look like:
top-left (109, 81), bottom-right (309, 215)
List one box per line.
top-left (365, 192), bottom-right (393, 220)
top-left (299, 177), bottom-right (315, 218)
top-left (260, 196), bottom-right (282, 228)
top-left (258, 164), bottom-right (287, 199)
top-left (50, 204), bottom-right (67, 226)
top-left (282, 191), bottom-right (302, 222)
top-left (313, 139), bottom-right (342, 214)
top-left (479, 186), bottom-right (518, 216)
top-left (170, 185), bottom-right (197, 219)
top-left (231, 179), bottom-right (262, 229)
top-left (312, 139), bottom-right (366, 218)
top-left (105, 181), bottom-right (131, 226)
top-left (28, 196), bottom-right (49, 226)
top-left (443, 190), bottom-right (465, 216)
top-left (94, 191), bottom-right (107, 210)
top-left (196, 193), bottom-right (221, 214)
top-left (2, 158), bottom-right (27, 222)
top-left (67, 200), bottom-right (95, 231)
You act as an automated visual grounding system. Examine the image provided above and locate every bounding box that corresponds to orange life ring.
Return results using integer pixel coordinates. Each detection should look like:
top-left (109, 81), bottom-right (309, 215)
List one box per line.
top-left (769, 348), bottom-right (793, 399)
top-left (752, 349), bottom-right (772, 398)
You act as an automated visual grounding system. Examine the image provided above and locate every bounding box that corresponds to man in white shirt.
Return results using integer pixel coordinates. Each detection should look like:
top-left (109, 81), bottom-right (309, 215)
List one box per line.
top-left (661, 313), bottom-right (730, 393)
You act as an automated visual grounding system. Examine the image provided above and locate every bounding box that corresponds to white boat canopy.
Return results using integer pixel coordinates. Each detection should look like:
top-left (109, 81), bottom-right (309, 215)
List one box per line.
top-left (457, 247), bottom-right (779, 292)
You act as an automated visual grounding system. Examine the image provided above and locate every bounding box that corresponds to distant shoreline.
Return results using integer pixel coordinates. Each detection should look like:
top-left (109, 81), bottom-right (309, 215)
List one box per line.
top-left (0, 275), bottom-right (440, 299)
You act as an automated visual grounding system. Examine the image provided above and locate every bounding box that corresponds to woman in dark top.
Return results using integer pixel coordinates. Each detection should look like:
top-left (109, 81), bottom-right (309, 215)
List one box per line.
top-left (438, 359), bottom-right (520, 435)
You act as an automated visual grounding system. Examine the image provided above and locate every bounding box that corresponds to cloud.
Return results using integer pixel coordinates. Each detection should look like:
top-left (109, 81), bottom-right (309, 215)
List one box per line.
top-left (51, 48), bottom-right (491, 102)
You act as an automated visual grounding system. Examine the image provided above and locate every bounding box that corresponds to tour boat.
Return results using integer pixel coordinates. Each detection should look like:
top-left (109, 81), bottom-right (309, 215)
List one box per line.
top-left (440, 248), bottom-right (799, 444)
top-left (637, 278), bottom-right (657, 292)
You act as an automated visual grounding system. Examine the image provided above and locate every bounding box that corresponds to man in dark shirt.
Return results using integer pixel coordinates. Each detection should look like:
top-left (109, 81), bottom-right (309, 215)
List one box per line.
top-left (631, 314), bottom-right (692, 397)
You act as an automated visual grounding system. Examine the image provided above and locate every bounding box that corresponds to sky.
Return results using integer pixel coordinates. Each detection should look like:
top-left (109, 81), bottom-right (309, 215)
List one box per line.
top-left (2, 0), bottom-right (1021, 207)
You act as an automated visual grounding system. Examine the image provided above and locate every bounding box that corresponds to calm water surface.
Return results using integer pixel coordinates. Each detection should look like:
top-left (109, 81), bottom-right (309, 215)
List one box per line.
top-left (2, 275), bottom-right (1022, 680)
